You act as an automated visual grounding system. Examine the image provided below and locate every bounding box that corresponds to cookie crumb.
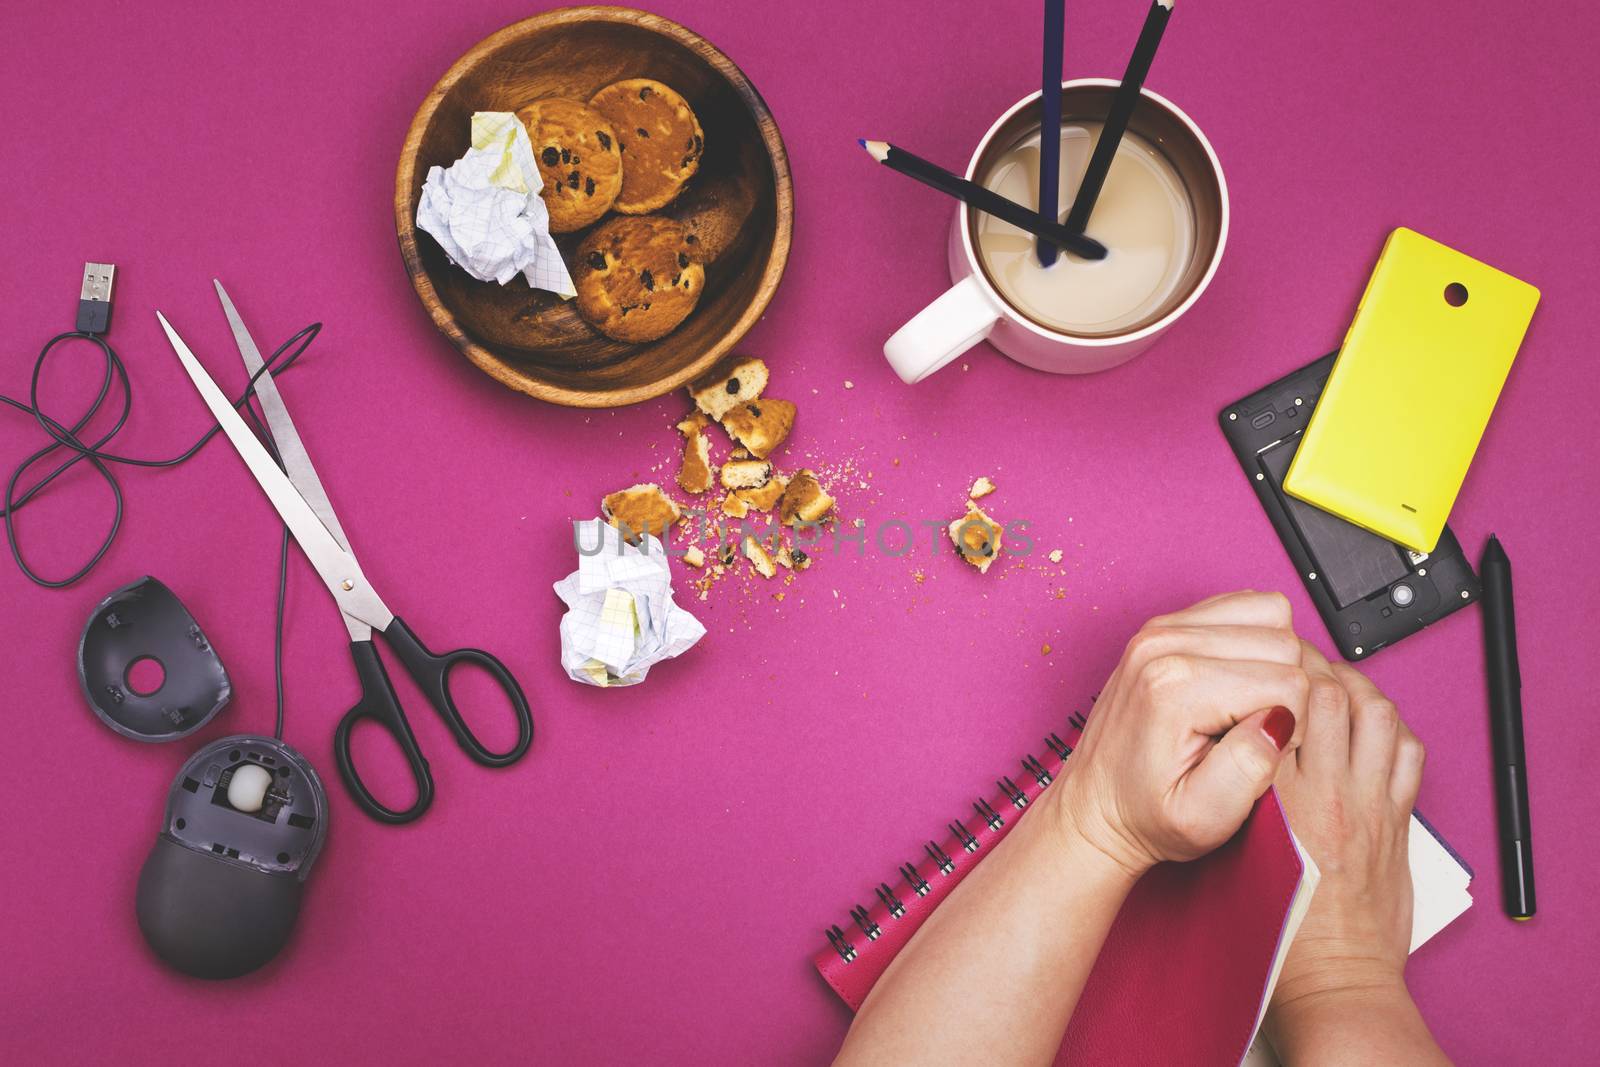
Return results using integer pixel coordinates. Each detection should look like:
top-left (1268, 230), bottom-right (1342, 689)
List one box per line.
top-left (843, 380), bottom-right (854, 389)
top-left (720, 457), bottom-right (773, 490)
top-left (675, 423), bottom-right (713, 495)
top-left (721, 398), bottom-right (795, 459)
top-left (683, 545), bottom-right (706, 568)
top-left (969, 476), bottom-right (996, 499)
top-left (1041, 643), bottom-right (1052, 656)
top-left (780, 470), bottom-right (835, 526)
top-left (743, 536), bottom-right (777, 578)
top-left (601, 483), bottom-right (681, 544)
top-left (735, 474), bottom-right (788, 512)
top-left (688, 355), bottom-right (769, 420)
top-left (1048, 549), bottom-right (1064, 564)
top-left (948, 500), bottom-right (1003, 574)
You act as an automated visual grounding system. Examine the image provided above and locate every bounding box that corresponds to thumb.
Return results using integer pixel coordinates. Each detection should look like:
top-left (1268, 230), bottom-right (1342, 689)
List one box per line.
top-left (1183, 706), bottom-right (1297, 821)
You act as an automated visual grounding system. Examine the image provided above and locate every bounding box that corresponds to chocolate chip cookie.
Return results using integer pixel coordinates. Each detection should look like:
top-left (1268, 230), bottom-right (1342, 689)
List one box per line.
top-left (573, 215), bottom-right (705, 342)
top-left (515, 97), bottom-right (623, 233)
top-left (588, 79), bottom-right (704, 214)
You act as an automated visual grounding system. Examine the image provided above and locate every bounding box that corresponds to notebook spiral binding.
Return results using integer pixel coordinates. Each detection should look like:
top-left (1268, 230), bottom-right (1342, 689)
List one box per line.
top-left (822, 717), bottom-right (1087, 962)
top-left (826, 924), bottom-right (857, 963)
top-left (875, 882), bottom-right (906, 918)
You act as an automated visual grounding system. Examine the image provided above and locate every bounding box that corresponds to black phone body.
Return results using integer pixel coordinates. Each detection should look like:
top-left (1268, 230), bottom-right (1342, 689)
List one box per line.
top-left (1219, 353), bottom-right (1480, 660)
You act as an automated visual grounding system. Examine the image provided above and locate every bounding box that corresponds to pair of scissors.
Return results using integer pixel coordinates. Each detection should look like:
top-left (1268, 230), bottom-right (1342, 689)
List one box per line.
top-left (157, 282), bottom-right (534, 824)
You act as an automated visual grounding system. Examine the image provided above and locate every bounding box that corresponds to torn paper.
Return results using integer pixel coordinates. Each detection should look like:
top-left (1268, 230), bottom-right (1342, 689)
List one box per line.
top-left (553, 519), bottom-right (705, 687)
top-left (416, 111), bottom-right (575, 297)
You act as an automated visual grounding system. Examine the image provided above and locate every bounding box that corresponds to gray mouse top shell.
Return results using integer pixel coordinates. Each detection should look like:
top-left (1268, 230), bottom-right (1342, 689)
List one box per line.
top-left (136, 734), bottom-right (328, 979)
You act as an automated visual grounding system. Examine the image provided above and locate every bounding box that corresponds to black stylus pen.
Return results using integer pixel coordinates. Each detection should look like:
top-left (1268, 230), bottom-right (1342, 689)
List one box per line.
top-left (1480, 534), bottom-right (1535, 919)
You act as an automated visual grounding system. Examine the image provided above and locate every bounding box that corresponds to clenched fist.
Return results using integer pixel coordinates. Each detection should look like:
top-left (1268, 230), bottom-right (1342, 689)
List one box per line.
top-left (1047, 590), bottom-right (1311, 877)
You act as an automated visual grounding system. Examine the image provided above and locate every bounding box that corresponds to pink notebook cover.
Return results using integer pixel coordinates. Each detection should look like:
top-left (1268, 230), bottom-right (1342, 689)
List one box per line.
top-left (813, 717), bottom-right (1306, 1067)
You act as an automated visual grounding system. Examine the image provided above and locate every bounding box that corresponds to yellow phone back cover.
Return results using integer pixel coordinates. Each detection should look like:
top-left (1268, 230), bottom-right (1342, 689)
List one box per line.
top-left (1284, 228), bottom-right (1539, 552)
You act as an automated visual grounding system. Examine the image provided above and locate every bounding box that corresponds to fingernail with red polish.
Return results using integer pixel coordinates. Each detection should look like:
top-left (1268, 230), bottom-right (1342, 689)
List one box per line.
top-left (1263, 706), bottom-right (1295, 750)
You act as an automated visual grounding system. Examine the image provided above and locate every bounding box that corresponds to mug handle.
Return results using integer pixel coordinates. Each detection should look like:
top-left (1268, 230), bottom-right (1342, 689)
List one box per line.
top-left (883, 274), bottom-right (1001, 384)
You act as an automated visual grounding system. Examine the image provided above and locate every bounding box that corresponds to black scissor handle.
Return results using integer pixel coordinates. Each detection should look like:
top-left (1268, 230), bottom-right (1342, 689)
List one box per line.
top-left (380, 615), bottom-right (535, 767)
top-left (333, 639), bottom-right (436, 824)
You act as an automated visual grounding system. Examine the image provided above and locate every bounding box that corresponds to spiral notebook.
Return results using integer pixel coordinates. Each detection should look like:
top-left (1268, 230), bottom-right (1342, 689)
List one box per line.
top-left (812, 711), bottom-right (1473, 1067)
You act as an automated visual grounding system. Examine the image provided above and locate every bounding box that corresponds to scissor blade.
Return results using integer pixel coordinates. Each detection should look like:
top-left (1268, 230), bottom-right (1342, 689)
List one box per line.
top-left (158, 311), bottom-right (394, 634)
top-left (214, 279), bottom-right (351, 553)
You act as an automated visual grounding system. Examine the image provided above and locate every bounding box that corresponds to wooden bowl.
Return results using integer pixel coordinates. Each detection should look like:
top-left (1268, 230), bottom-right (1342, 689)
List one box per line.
top-left (395, 6), bottom-right (793, 407)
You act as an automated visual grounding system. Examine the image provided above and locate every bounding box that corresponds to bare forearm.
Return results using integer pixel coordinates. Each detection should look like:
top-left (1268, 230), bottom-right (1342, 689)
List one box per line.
top-left (1265, 982), bottom-right (1450, 1066)
top-left (834, 788), bottom-right (1138, 1067)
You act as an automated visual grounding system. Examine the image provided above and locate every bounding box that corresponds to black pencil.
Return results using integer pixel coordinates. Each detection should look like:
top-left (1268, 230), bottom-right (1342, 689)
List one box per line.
top-left (859, 140), bottom-right (1107, 260)
top-left (1037, 0), bottom-right (1068, 267)
top-left (1061, 0), bottom-right (1174, 235)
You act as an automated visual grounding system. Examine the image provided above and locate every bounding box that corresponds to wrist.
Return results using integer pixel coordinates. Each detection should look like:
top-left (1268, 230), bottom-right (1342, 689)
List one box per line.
top-left (1271, 966), bottom-right (1409, 1023)
top-left (1041, 765), bottom-right (1154, 886)
top-left (1266, 973), bottom-right (1418, 1056)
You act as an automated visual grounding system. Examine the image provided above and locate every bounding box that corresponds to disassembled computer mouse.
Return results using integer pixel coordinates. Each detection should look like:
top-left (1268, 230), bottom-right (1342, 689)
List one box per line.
top-left (79, 576), bottom-right (230, 742)
top-left (136, 734), bottom-right (328, 979)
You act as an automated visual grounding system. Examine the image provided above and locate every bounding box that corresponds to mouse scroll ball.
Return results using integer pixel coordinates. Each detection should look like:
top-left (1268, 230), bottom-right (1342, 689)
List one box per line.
top-left (227, 764), bottom-right (274, 813)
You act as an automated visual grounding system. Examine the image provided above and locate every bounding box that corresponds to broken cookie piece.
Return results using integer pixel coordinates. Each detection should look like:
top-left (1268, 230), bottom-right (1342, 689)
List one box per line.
top-left (735, 473), bottom-right (788, 512)
top-left (776, 545), bottom-right (813, 571)
top-left (675, 411), bottom-right (710, 435)
top-left (969, 476), bottom-right (996, 499)
top-left (676, 424), bottom-right (714, 494)
top-left (719, 398), bottom-right (795, 459)
top-left (779, 469), bottom-right (835, 527)
top-left (682, 544), bottom-right (706, 568)
top-left (743, 535), bottom-right (778, 578)
top-left (601, 483), bottom-right (682, 543)
top-left (948, 500), bottom-right (1003, 573)
top-left (720, 492), bottom-right (749, 518)
top-left (688, 354), bottom-right (768, 420)
top-left (721, 457), bottom-right (773, 490)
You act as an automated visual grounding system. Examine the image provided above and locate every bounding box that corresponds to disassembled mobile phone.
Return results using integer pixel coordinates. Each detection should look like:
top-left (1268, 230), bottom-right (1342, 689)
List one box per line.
top-left (1221, 353), bottom-right (1480, 660)
top-left (1283, 227), bottom-right (1539, 552)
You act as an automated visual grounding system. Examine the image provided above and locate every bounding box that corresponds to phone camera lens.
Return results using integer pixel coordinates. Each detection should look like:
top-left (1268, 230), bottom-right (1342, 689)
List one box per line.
top-left (1391, 583), bottom-right (1415, 608)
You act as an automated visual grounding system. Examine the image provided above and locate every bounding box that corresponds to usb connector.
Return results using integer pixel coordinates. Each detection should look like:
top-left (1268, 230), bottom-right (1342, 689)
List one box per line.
top-left (77, 262), bottom-right (116, 334)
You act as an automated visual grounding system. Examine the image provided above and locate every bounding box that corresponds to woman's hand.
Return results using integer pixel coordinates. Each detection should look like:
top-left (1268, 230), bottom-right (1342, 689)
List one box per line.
top-left (1272, 641), bottom-right (1419, 998)
top-left (1049, 590), bottom-right (1310, 878)
top-left (1263, 642), bottom-right (1448, 1065)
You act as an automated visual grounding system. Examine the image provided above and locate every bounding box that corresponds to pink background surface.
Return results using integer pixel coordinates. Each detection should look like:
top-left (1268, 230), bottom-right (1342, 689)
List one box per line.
top-left (2, 1), bottom-right (1596, 1062)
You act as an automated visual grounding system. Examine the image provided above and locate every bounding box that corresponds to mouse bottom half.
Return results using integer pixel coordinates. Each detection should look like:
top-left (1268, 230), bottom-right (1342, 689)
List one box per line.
top-left (136, 836), bottom-right (305, 980)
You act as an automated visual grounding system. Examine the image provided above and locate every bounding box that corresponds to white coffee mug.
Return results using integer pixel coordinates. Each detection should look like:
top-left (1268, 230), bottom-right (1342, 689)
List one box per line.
top-left (884, 79), bottom-right (1229, 384)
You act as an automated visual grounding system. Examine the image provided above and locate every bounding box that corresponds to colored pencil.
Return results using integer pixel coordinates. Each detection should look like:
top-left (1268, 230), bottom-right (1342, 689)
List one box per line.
top-left (1037, 0), bottom-right (1067, 266)
top-left (859, 140), bottom-right (1108, 260)
top-left (1062, 0), bottom-right (1174, 235)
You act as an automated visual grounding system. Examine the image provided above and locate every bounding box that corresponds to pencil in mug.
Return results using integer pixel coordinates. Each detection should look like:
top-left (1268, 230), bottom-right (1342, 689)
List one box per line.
top-left (1061, 0), bottom-right (1174, 234)
top-left (859, 139), bottom-right (1108, 261)
top-left (1037, 0), bottom-right (1068, 267)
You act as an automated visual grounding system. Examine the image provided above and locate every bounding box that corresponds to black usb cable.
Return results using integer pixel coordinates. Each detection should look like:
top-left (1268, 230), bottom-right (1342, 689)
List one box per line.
top-left (3, 263), bottom-right (322, 738)
top-left (77, 262), bottom-right (117, 334)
